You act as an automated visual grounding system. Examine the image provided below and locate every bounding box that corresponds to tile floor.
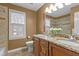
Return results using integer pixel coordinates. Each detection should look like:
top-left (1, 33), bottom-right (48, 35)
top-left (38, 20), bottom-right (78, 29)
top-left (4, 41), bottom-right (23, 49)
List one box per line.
top-left (7, 48), bottom-right (34, 56)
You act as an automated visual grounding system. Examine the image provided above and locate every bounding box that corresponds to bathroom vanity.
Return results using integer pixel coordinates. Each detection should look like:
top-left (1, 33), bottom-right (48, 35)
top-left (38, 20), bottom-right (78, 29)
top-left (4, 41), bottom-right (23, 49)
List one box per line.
top-left (33, 34), bottom-right (79, 56)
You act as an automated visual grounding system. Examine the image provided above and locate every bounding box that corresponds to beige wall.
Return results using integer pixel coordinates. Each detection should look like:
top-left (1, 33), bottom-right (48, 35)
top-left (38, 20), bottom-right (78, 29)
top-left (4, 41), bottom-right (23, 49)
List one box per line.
top-left (0, 5), bottom-right (8, 55)
top-left (0, 3), bottom-right (37, 50)
top-left (36, 4), bottom-right (48, 34)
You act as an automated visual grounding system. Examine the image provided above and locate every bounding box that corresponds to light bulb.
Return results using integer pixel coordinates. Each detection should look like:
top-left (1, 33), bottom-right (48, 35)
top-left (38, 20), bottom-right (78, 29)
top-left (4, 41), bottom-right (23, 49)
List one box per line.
top-left (48, 9), bottom-right (52, 13)
top-left (49, 4), bottom-right (53, 10)
top-left (45, 7), bottom-right (49, 13)
top-left (52, 6), bottom-right (57, 11)
top-left (45, 7), bottom-right (52, 13)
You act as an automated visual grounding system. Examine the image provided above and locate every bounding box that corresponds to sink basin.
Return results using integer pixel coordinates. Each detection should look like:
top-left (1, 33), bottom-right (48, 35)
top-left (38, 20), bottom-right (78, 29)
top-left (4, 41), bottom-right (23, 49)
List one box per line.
top-left (57, 40), bottom-right (79, 47)
top-left (65, 40), bottom-right (79, 42)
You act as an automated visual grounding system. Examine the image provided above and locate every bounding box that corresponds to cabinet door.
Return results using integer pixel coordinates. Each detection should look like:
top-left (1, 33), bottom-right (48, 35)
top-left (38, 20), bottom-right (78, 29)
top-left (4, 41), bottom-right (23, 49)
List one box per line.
top-left (49, 43), bottom-right (68, 56)
top-left (49, 43), bottom-right (53, 56)
top-left (49, 43), bottom-right (79, 56)
top-left (40, 39), bottom-right (49, 56)
top-left (40, 44), bottom-right (48, 56)
top-left (33, 37), bottom-right (40, 56)
top-left (54, 44), bottom-right (79, 56)
top-left (53, 46), bottom-right (67, 56)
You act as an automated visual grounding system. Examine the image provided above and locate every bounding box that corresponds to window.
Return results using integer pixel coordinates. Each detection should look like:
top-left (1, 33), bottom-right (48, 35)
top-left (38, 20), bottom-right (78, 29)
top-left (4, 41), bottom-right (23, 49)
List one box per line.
top-left (9, 9), bottom-right (26, 40)
top-left (45, 16), bottom-right (50, 33)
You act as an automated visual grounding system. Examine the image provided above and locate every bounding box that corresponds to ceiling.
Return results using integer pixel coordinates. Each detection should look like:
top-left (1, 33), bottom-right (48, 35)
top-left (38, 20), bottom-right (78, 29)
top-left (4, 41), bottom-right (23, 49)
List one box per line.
top-left (12, 3), bottom-right (44, 11)
top-left (12, 3), bottom-right (79, 17)
top-left (46, 3), bottom-right (79, 17)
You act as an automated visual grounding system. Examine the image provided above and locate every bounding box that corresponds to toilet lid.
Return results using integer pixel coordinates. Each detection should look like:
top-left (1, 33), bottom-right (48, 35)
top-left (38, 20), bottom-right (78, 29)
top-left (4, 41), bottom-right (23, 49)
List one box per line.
top-left (26, 41), bottom-right (33, 44)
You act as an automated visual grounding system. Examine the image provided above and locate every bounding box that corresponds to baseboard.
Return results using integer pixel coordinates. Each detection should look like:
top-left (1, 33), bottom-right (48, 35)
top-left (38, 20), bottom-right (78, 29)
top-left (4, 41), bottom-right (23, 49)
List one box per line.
top-left (8, 46), bottom-right (27, 53)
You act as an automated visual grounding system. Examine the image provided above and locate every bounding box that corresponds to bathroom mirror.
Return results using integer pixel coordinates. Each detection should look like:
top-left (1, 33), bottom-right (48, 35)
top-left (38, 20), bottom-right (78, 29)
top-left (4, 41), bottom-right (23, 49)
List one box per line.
top-left (44, 3), bottom-right (79, 36)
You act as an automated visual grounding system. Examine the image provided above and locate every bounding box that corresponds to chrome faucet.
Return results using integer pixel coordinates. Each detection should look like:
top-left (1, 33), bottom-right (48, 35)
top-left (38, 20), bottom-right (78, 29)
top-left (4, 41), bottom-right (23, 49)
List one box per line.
top-left (70, 34), bottom-right (76, 41)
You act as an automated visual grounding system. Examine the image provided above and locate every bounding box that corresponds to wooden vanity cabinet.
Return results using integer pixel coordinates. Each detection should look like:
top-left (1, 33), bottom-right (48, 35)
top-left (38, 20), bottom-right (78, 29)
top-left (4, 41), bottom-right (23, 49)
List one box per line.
top-left (49, 43), bottom-right (53, 56)
top-left (49, 43), bottom-right (79, 56)
top-left (40, 39), bottom-right (49, 56)
top-left (33, 37), bottom-right (49, 56)
top-left (33, 37), bottom-right (79, 56)
top-left (33, 37), bottom-right (40, 56)
top-left (49, 43), bottom-right (68, 56)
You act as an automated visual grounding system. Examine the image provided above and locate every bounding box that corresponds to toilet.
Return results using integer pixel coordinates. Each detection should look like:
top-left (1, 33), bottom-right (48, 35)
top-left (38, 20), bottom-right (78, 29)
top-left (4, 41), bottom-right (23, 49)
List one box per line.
top-left (26, 41), bottom-right (33, 52)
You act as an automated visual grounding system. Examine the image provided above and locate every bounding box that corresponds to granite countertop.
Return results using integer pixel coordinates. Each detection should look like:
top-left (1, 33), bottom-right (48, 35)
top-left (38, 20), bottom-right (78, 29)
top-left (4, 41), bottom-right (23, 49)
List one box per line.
top-left (34, 34), bottom-right (79, 54)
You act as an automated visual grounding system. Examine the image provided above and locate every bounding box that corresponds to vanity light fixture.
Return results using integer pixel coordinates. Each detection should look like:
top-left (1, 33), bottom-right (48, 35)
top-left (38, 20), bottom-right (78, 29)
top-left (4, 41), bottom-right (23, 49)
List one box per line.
top-left (49, 4), bottom-right (57, 11)
top-left (56, 3), bottom-right (64, 9)
top-left (45, 7), bottom-right (52, 13)
top-left (45, 3), bottom-right (71, 13)
top-left (48, 4), bottom-right (57, 12)
top-left (48, 9), bottom-right (52, 13)
top-left (52, 5), bottom-right (57, 11)
top-left (49, 4), bottom-right (53, 10)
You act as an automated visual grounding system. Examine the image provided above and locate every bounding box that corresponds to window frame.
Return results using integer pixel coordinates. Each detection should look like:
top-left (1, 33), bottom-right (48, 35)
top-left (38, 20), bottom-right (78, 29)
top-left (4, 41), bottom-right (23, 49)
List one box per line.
top-left (9, 9), bottom-right (26, 40)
